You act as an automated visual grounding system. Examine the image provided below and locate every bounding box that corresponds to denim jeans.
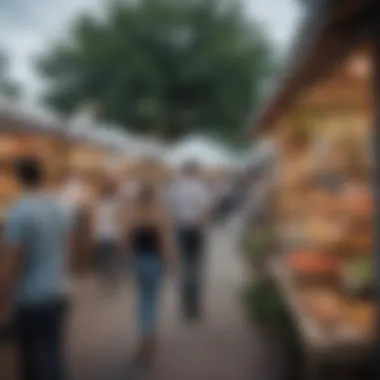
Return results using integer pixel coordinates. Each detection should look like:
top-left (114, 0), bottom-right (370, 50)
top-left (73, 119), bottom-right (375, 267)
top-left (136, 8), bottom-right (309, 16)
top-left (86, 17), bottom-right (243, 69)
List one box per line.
top-left (15, 298), bottom-right (68, 380)
top-left (135, 254), bottom-right (162, 336)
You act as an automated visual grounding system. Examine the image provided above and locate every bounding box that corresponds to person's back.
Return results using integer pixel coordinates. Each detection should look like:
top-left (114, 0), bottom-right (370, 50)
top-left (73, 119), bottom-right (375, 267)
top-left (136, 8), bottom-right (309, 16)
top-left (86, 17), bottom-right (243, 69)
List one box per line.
top-left (10, 194), bottom-right (70, 306)
top-left (167, 163), bottom-right (210, 321)
top-left (2, 157), bottom-right (70, 380)
top-left (130, 224), bottom-right (163, 258)
top-left (124, 183), bottom-right (175, 368)
top-left (168, 176), bottom-right (210, 229)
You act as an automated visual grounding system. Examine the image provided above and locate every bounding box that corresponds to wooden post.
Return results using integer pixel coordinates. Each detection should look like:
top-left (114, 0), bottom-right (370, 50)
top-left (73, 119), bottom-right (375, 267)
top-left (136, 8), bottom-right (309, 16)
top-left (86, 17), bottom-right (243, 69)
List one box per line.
top-left (370, 4), bottom-right (380, 377)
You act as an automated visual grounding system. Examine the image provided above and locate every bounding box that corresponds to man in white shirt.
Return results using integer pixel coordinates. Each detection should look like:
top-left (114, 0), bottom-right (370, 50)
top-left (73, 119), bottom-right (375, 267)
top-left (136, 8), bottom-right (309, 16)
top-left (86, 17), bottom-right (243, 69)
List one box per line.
top-left (167, 162), bottom-right (212, 320)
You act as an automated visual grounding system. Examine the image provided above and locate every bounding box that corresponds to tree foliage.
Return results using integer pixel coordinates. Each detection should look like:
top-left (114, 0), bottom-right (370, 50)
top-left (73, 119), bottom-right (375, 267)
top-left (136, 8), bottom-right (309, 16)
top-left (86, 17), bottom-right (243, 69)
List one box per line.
top-left (37, 0), bottom-right (273, 145)
top-left (0, 52), bottom-right (21, 100)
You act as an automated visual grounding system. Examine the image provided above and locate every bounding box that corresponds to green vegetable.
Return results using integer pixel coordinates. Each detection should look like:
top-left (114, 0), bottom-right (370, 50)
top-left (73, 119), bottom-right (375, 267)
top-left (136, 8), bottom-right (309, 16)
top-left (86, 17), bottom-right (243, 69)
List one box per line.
top-left (242, 279), bottom-right (295, 339)
top-left (344, 258), bottom-right (372, 282)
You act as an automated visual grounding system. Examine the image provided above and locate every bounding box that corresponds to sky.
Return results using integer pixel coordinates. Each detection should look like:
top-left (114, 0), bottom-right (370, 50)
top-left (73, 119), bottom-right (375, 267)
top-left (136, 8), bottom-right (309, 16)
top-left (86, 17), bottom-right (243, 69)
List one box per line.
top-left (0, 0), bottom-right (304, 105)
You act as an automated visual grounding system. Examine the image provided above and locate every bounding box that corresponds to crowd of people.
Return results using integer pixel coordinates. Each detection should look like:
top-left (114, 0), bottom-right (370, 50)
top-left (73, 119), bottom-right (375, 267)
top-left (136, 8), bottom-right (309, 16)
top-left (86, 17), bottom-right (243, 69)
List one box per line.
top-left (0, 157), bottom-right (215, 380)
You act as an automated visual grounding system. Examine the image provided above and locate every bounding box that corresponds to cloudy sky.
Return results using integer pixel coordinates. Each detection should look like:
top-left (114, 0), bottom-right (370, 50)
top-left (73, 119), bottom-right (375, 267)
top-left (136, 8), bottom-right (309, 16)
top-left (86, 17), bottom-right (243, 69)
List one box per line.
top-left (0, 0), bottom-right (304, 105)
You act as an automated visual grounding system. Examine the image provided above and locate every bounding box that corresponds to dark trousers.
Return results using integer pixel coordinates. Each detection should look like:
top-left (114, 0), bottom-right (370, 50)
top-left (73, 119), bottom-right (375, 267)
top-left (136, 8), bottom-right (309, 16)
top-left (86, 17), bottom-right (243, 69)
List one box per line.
top-left (15, 299), bottom-right (68, 380)
top-left (177, 227), bottom-right (204, 318)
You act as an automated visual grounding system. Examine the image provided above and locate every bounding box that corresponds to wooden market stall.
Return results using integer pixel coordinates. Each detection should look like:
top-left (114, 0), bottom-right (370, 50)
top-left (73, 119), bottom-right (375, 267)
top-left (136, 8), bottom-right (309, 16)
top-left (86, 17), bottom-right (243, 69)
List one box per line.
top-left (0, 107), bottom-right (70, 219)
top-left (252, 1), bottom-right (378, 378)
top-left (127, 157), bottom-right (173, 194)
top-left (0, 105), bottom-right (137, 276)
top-left (68, 136), bottom-right (109, 198)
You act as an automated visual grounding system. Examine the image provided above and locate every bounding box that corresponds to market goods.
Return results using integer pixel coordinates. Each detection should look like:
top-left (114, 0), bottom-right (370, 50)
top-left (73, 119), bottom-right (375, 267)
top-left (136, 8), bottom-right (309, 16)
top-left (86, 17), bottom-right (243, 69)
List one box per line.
top-left (341, 258), bottom-right (373, 297)
top-left (242, 279), bottom-right (295, 339)
top-left (341, 185), bottom-right (372, 217)
top-left (288, 250), bottom-right (341, 277)
top-left (308, 190), bottom-right (337, 214)
top-left (277, 223), bottom-right (309, 247)
top-left (306, 217), bottom-right (347, 248)
top-left (346, 233), bottom-right (372, 253)
top-left (301, 288), bottom-right (345, 327)
top-left (269, 46), bottom-right (374, 360)
top-left (343, 302), bottom-right (374, 335)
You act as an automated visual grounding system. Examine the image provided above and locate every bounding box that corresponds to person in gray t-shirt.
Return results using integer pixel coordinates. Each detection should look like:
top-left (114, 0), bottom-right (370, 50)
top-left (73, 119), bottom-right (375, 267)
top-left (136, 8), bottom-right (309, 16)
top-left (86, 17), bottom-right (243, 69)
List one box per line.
top-left (1, 157), bottom-right (71, 380)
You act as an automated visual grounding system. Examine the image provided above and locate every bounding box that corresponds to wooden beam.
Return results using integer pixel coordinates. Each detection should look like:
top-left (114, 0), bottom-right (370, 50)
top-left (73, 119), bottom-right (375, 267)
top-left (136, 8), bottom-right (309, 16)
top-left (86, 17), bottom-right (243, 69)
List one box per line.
top-left (329, 0), bottom-right (375, 26)
top-left (254, 26), bottom-right (361, 132)
top-left (369, 3), bottom-right (380, 375)
top-left (252, 2), bottom-right (373, 135)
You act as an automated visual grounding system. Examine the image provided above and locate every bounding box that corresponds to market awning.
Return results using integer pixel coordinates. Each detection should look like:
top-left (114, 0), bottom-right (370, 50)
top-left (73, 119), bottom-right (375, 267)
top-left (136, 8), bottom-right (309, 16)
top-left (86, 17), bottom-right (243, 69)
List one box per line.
top-left (252, 0), bottom-right (377, 133)
top-left (0, 97), bottom-right (66, 136)
top-left (165, 136), bottom-right (237, 169)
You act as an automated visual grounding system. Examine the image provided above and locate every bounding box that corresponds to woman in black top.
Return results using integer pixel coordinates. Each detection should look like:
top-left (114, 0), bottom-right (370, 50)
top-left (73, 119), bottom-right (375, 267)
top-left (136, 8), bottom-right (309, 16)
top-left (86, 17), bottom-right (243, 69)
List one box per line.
top-left (123, 182), bottom-right (175, 368)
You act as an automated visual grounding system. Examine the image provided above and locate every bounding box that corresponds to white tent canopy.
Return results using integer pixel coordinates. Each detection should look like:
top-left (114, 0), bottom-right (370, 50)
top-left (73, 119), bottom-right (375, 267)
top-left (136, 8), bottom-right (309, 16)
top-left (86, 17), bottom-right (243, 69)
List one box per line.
top-left (165, 136), bottom-right (239, 169)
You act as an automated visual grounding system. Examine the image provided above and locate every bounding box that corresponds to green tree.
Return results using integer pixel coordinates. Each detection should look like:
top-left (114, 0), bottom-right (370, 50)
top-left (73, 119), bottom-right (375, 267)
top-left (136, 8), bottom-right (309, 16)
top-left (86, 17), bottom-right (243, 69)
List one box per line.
top-left (0, 52), bottom-right (21, 100)
top-left (37, 0), bottom-right (273, 145)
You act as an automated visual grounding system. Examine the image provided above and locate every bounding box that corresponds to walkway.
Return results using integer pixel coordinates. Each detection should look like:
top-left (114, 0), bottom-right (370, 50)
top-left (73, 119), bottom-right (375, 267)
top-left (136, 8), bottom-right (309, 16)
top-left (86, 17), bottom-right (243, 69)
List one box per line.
top-left (1, 221), bottom-right (284, 380)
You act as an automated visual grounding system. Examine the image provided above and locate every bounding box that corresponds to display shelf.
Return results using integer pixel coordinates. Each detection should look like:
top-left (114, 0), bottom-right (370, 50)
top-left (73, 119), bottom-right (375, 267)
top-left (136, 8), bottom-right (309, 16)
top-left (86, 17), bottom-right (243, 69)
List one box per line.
top-left (270, 257), bottom-right (373, 361)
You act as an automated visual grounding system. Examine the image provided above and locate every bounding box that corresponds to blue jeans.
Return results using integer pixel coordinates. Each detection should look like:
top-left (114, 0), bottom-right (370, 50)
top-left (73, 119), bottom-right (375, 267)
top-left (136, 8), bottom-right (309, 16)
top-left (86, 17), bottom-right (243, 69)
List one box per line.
top-left (135, 254), bottom-right (162, 336)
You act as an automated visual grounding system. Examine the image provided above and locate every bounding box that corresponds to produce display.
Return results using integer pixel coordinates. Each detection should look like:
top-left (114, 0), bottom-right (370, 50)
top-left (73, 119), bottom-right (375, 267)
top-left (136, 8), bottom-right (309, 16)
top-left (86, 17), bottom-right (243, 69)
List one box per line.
top-left (275, 110), bottom-right (375, 344)
top-left (299, 287), bottom-right (345, 328)
top-left (288, 250), bottom-right (340, 280)
top-left (341, 258), bottom-right (373, 298)
top-left (242, 278), bottom-right (295, 339)
top-left (241, 159), bottom-right (277, 275)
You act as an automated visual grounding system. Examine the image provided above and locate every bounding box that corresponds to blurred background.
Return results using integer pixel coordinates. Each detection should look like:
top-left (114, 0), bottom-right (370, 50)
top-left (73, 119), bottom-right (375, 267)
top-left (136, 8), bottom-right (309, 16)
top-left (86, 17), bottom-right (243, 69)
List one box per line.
top-left (0, 0), bottom-right (377, 379)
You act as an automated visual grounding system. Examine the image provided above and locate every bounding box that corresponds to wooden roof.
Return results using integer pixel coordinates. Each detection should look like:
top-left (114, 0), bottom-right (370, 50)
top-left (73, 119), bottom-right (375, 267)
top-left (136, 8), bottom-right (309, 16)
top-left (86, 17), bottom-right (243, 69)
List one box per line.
top-left (0, 106), bottom-right (67, 138)
top-left (298, 50), bottom-right (372, 111)
top-left (252, 0), bottom-right (377, 133)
